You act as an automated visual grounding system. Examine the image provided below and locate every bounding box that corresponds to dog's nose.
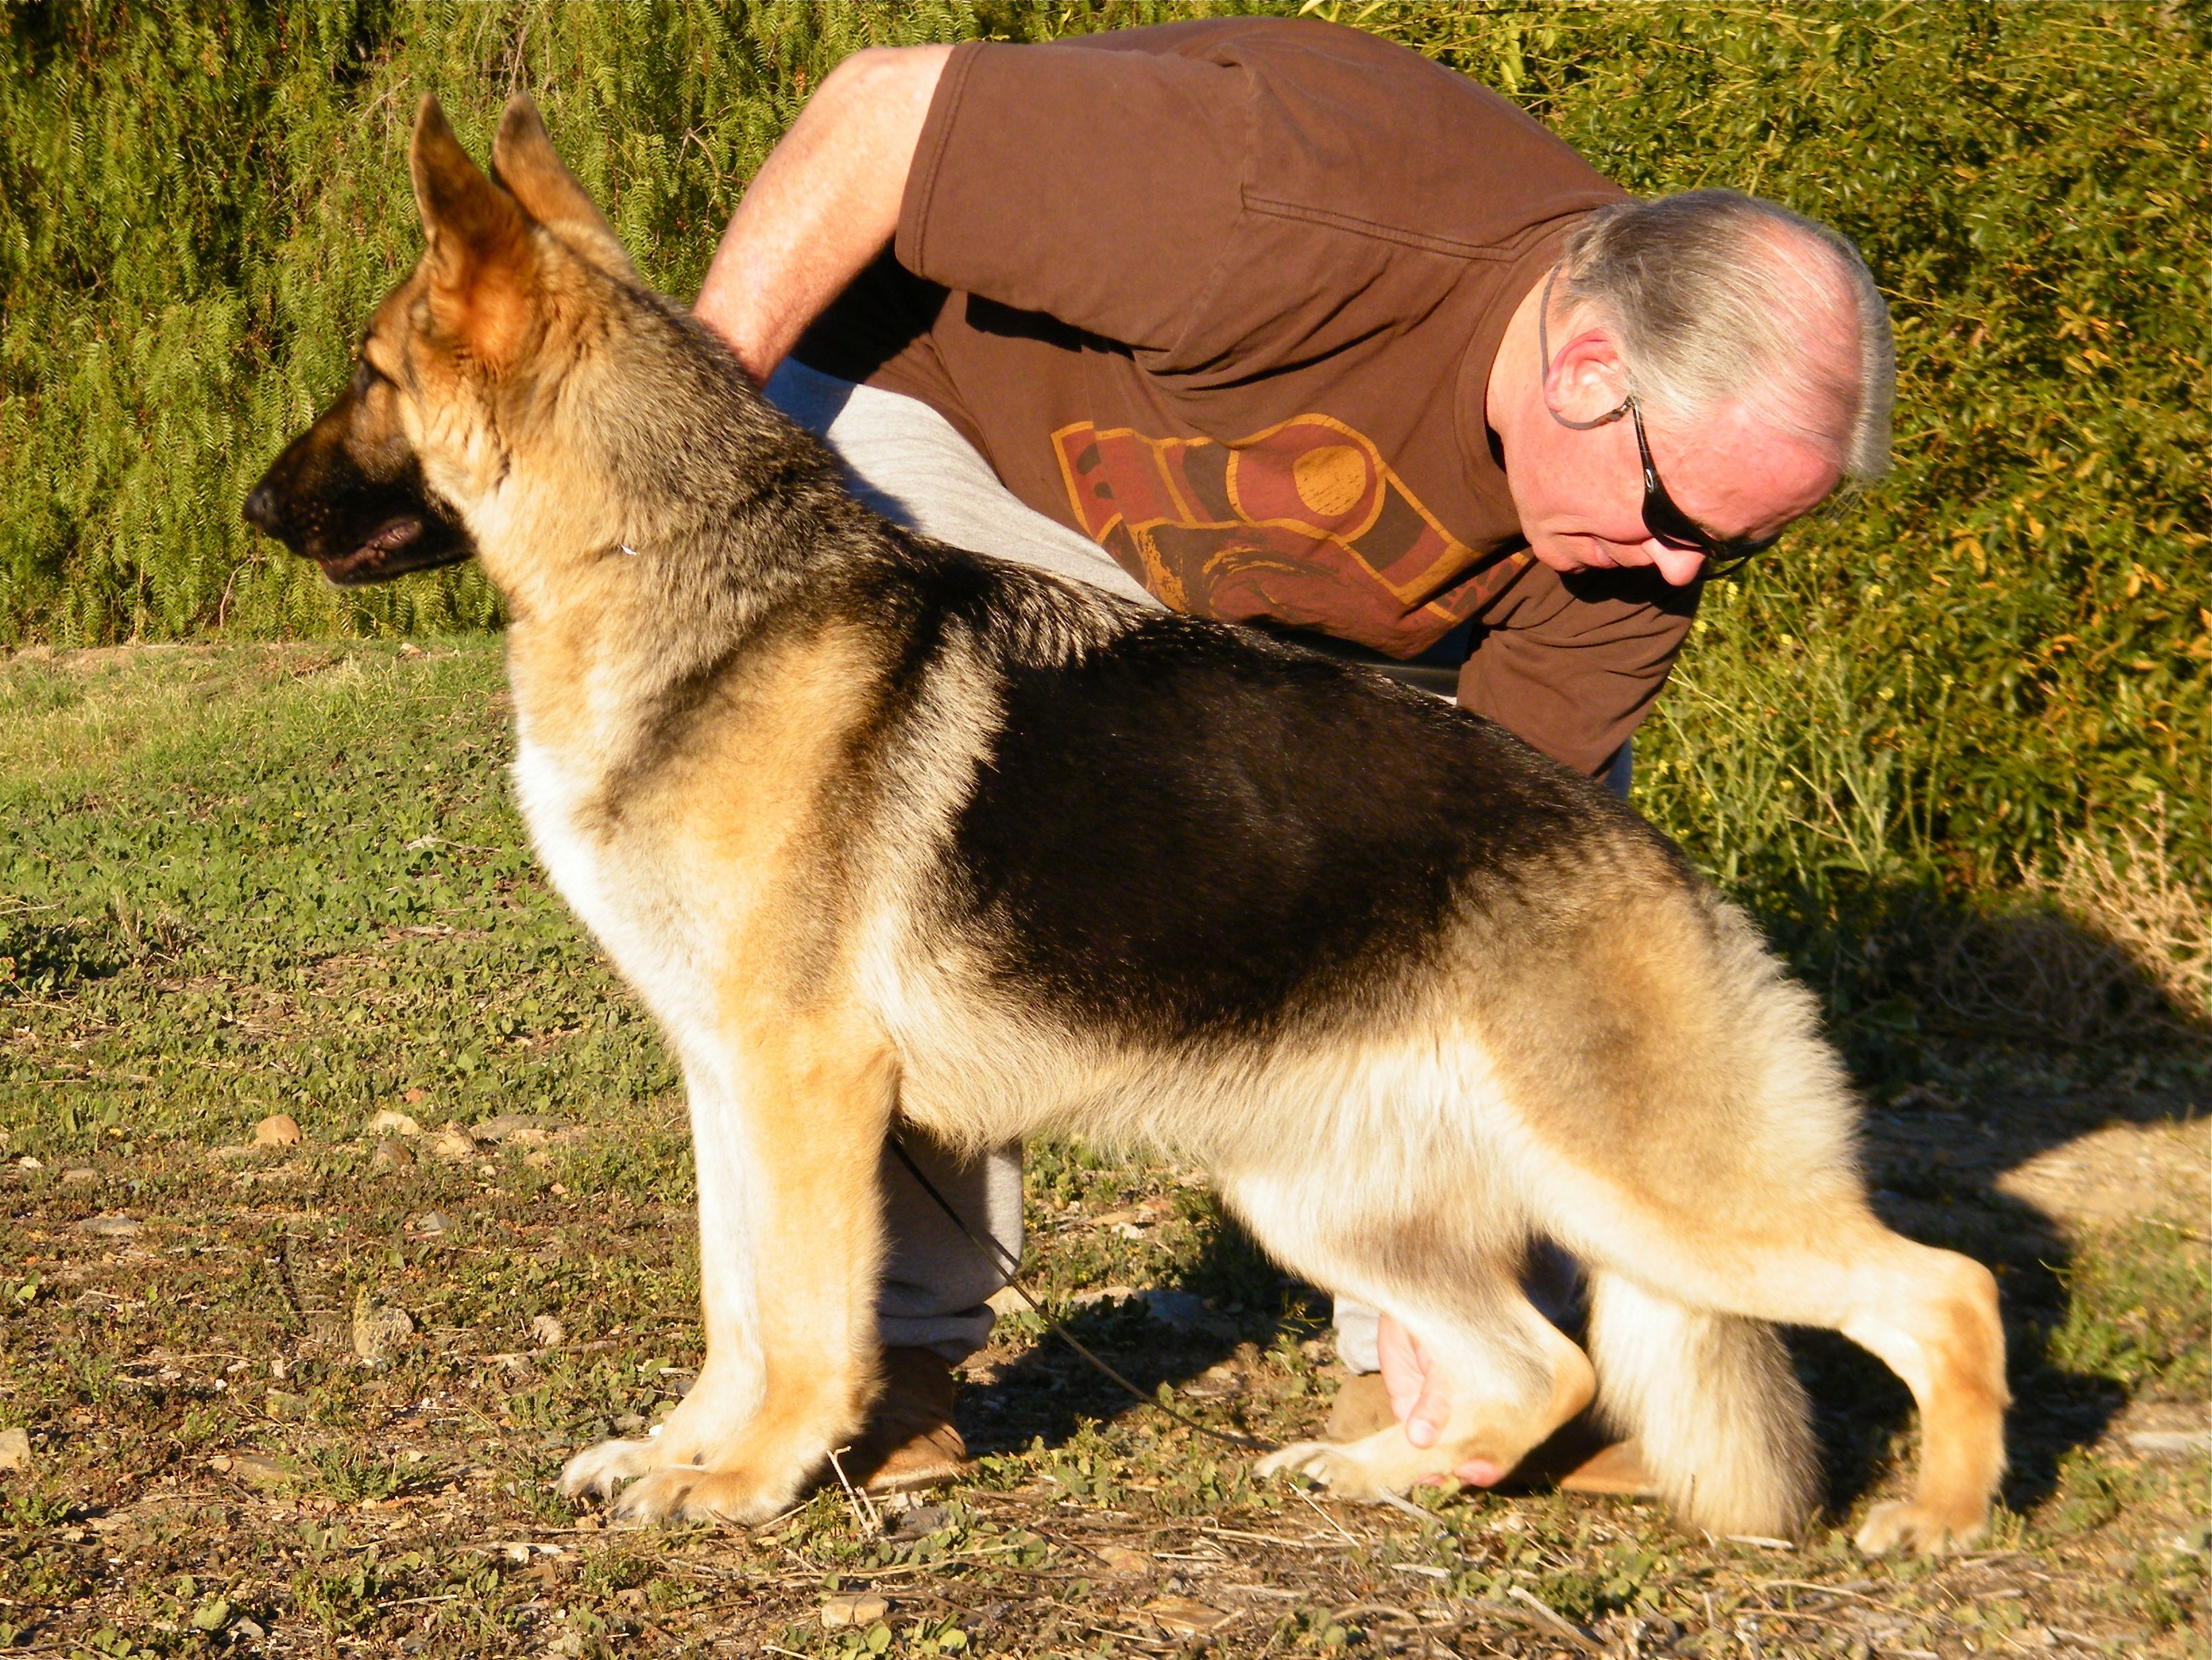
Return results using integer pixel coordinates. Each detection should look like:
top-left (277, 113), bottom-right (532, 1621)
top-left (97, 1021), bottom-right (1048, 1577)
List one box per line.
top-left (243, 480), bottom-right (279, 534)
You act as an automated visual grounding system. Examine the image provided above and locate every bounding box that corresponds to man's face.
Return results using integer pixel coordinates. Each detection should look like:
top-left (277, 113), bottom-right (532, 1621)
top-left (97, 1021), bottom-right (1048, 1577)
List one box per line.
top-left (1512, 395), bottom-right (1841, 587)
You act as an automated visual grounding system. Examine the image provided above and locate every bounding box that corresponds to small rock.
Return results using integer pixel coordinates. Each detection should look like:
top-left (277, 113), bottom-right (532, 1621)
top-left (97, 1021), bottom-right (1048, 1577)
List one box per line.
top-left (253, 1114), bottom-right (302, 1148)
top-left (523, 1149), bottom-right (554, 1170)
top-left (367, 1109), bottom-right (421, 1138)
top-left (353, 1297), bottom-right (415, 1365)
top-left (60, 1167), bottom-right (96, 1186)
top-left (1143, 1596), bottom-right (1232, 1636)
top-left (892, 1504), bottom-right (949, 1539)
top-left (370, 1138), bottom-right (417, 1172)
top-left (426, 1126), bottom-right (477, 1162)
top-left (14, 1156), bottom-right (40, 1171)
top-left (264, 1389), bottom-right (309, 1422)
top-left (1094, 1543), bottom-right (1152, 1575)
top-left (223, 1452), bottom-right (293, 1488)
top-left (1068, 1284), bottom-right (1135, 1309)
top-left (231, 1617), bottom-right (266, 1642)
top-left (820, 1593), bottom-right (890, 1629)
top-left (530, 1313), bottom-right (566, 1348)
top-left (407, 1210), bottom-right (452, 1237)
top-left (472, 1113), bottom-right (566, 1144)
top-left (76, 1215), bottom-right (142, 1239)
top-left (986, 1284), bottom-right (1032, 1317)
top-left (1138, 1290), bottom-right (1214, 1331)
top-left (0, 1427), bottom-right (31, 1472)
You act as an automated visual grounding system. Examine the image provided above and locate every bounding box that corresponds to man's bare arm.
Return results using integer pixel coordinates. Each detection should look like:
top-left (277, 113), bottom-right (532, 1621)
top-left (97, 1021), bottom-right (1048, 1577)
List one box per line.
top-left (693, 45), bottom-right (952, 383)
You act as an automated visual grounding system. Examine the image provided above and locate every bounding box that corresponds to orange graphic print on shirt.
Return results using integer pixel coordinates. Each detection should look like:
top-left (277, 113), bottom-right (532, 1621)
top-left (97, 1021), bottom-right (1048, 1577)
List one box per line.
top-left (1051, 413), bottom-right (1522, 659)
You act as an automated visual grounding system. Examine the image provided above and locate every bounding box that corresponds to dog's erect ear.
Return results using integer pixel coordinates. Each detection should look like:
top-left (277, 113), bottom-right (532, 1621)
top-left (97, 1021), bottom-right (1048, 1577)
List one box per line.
top-left (409, 94), bottom-right (535, 368)
top-left (490, 95), bottom-right (639, 283)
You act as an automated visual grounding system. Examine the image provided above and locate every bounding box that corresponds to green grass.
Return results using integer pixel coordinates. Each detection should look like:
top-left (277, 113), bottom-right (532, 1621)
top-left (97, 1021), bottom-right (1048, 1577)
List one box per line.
top-left (0, 641), bottom-right (2205, 1656)
top-left (0, 640), bottom-right (674, 1156)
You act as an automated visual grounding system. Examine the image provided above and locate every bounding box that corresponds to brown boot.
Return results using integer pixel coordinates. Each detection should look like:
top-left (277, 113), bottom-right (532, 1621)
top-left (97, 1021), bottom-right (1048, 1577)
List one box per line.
top-left (1553, 1438), bottom-right (1657, 1495)
top-left (839, 1347), bottom-right (969, 1496)
top-left (1320, 1371), bottom-right (1656, 1496)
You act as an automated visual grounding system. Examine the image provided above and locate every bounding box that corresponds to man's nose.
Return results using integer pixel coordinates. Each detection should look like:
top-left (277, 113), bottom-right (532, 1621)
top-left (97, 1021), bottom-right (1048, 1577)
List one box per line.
top-left (1646, 541), bottom-right (1708, 587)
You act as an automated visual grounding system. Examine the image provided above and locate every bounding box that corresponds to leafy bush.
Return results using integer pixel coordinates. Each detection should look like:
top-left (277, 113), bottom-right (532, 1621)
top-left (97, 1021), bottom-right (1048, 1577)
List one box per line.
top-left (1, 3), bottom-right (2202, 910)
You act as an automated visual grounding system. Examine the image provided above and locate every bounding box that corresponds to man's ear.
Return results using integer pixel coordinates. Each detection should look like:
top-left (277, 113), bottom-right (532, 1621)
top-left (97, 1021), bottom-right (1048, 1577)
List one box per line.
top-left (1543, 325), bottom-right (1634, 429)
top-left (490, 95), bottom-right (639, 283)
top-left (409, 94), bottom-right (535, 367)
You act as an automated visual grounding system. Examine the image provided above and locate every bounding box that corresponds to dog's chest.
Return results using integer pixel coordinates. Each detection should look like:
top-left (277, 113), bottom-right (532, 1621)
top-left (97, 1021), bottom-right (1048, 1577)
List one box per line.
top-left (510, 737), bottom-right (703, 1021)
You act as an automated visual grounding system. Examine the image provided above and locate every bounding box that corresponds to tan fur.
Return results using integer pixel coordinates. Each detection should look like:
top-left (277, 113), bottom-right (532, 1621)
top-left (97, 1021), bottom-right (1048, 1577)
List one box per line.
top-left (252, 96), bottom-right (2010, 1550)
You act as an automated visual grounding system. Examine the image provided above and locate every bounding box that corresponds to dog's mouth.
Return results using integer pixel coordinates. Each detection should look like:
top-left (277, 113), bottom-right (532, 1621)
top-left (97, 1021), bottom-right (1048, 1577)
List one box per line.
top-left (243, 426), bottom-right (479, 587)
top-left (313, 512), bottom-right (471, 587)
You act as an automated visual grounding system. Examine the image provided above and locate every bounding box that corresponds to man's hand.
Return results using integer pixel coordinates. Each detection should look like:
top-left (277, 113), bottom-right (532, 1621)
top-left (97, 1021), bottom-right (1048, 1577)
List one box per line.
top-left (693, 45), bottom-right (951, 383)
top-left (1375, 1313), bottom-right (1508, 1487)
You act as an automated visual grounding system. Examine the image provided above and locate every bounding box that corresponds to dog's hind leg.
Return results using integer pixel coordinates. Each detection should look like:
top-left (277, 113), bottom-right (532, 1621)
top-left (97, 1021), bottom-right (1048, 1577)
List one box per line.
top-left (1228, 1171), bottom-right (1592, 1501)
top-left (1258, 1282), bottom-right (1595, 1502)
top-left (562, 1007), bottom-right (900, 1526)
top-left (1568, 1206), bottom-right (2007, 1553)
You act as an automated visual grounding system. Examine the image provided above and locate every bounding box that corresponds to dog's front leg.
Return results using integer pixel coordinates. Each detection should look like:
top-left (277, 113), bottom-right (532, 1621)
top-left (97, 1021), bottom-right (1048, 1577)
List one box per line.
top-left (562, 1011), bottom-right (899, 1526)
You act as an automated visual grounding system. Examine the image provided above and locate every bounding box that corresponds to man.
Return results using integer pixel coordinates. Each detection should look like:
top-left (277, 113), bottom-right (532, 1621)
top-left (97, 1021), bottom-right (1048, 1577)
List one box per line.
top-left (690, 18), bottom-right (1892, 1491)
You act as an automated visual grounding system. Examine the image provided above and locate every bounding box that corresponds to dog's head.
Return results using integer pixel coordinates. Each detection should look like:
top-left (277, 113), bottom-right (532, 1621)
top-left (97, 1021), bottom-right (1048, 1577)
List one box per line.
top-left (243, 96), bottom-right (643, 590)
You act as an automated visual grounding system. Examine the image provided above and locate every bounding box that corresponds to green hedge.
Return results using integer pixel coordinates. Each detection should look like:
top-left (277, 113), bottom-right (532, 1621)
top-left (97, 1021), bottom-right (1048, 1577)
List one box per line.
top-left (2, 3), bottom-right (2203, 891)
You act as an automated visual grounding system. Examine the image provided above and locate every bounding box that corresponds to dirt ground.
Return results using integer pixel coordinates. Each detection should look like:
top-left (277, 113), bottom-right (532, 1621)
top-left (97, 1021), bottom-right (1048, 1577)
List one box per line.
top-left (0, 1073), bottom-right (2203, 1659)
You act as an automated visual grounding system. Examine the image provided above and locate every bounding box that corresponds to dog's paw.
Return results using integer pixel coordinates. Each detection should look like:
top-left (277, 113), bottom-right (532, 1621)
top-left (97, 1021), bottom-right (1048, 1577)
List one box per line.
top-left (605, 1464), bottom-right (794, 1527)
top-left (560, 1437), bottom-right (663, 1502)
top-left (1255, 1440), bottom-right (1397, 1503)
top-left (1853, 1498), bottom-right (1987, 1557)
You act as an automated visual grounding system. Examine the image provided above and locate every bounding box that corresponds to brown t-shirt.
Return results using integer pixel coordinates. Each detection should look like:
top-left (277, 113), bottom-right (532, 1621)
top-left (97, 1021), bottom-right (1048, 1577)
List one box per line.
top-left (796, 18), bottom-right (1700, 776)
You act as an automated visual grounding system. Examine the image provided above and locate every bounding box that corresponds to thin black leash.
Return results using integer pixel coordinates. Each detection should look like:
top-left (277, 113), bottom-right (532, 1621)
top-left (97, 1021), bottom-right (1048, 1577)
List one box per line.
top-left (888, 1132), bottom-right (1276, 1455)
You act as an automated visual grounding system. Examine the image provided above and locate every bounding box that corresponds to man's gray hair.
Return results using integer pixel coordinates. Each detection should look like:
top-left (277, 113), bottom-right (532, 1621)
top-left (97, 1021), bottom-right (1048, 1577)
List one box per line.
top-left (1558, 189), bottom-right (1894, 486)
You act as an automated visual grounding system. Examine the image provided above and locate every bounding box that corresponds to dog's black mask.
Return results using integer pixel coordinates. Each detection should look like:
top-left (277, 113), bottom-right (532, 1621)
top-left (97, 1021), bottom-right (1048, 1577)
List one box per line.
top-left (242, 369), bottom-right (475, 587)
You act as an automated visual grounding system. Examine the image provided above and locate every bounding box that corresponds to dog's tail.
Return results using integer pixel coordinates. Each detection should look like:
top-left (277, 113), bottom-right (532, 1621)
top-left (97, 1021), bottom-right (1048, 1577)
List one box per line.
top-left (1584, 1268), bottom-right (1820, 1537)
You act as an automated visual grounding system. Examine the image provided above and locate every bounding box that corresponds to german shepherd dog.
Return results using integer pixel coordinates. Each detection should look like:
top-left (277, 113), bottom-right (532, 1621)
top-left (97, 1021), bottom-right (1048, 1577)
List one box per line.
top-left (243, 95), bottom-right (2008, 1553)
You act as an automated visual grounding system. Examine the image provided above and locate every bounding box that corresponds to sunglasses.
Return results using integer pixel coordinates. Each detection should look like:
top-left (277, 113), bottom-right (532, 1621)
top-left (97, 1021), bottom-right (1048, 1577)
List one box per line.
top-left (1539, 264), bottom-right (1783, 580)
top-left (1626, 396), bottom-right (1782, 578)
